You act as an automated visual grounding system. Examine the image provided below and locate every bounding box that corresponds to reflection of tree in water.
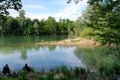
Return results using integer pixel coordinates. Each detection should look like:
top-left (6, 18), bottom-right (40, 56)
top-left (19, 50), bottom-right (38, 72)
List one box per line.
top-left (20, 45), bottom-right (39, 60)
top-left (74, 47), bottom-right (118, 70)
top-left (0, 45), bottom-right (28, 60)
top-left (20, 47), bottom-right (27, 60)
top-left (48, 46), bottom-right (56, 51)
top-left (74, 47), bottom-right (98, 69)
top-left (0, 47), bottom-right (17, 54)
top-left (20, 45), bottom-right (45, 60)
top-left (74, 47), bottom-right (83, 59)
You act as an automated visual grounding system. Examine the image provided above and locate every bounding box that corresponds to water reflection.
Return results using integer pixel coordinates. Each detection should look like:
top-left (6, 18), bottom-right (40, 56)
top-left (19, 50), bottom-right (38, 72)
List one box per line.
top-left (0, 45), bottom-right (84, 71)
top-left (0, 35), bottom-right (68, 44)
top-left (74, 47), bottom-right (119, 71)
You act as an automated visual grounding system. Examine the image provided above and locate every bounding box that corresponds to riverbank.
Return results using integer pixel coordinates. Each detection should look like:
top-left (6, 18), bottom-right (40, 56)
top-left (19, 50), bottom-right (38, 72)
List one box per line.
top-left (36, 37), bottom-right (100, 47)
top-left (0, 66), bottom-right (119, 80)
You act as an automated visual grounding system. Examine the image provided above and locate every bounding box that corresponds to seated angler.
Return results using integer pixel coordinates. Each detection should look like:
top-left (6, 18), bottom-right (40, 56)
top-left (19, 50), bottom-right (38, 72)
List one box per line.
top-left (23, 63), bottom-right (31, 72)
top-left (2, 64), bottom-right (10, 76)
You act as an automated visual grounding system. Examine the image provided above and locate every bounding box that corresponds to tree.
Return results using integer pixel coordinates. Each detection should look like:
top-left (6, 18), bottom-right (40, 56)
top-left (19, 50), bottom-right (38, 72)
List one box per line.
top-left (10, 19), bottom-right (20, 35)
top-left (17, 9), bottom-right (26, 35)
top-left (68, 0), bottom-right (120, 54)
top-left (43, 16), bottom-right (56, 35)
top-left (69, 0), bottom-right (120, 43)
top-left (67, 0), bottom-right (80, 4)
top-left (80, 0), bottom-right (120, 54)
top-left (0, 16), bottom-right (7, 35)
top-left (18, 9), bottom-right (26, 27)
top-left (0, 0), bottom-right (22, 16)
top-left (86, 1), bottom-right (120, 45)
top-left (67, 0), bottom-right (111, 4)
top-left (33, 21), bottom-right (39, 35)
top-left (57, 18), bottom-right (73, 35)
top-left (39, 19), bottom-right (45, 35)
top-left (0, 16), bottom-right (15, 35)
top-left (32, 19), bottom-right (40, 35)
top-left (23, 18), bottom-right (32, 36)
top-left (72, 17), bottom-right (85, 36)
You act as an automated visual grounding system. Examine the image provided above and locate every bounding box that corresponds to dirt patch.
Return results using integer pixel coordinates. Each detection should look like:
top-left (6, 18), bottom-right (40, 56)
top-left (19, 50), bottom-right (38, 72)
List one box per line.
top-left (36, 37), bottom-right (100, 47)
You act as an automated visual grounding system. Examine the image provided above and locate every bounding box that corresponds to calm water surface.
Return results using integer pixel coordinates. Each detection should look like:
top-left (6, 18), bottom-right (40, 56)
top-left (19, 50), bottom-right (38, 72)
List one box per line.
top-left (0, 36), bottom-right (85, 71)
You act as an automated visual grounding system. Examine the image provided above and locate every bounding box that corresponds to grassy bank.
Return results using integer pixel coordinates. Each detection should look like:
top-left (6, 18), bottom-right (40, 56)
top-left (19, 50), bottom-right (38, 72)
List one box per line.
top-left (0, 65), bottom-right (119, 80)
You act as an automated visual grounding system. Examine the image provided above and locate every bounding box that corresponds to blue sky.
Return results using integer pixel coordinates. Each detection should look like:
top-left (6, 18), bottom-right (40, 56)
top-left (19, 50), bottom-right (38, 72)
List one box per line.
top-left (10, 0), bottom-right (88, 21)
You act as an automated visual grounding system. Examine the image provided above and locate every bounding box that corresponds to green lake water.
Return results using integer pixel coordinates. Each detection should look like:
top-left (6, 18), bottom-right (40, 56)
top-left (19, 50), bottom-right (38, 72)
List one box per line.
top-left (0, 36), bottom-right (85, 72)
top-left (0, 36), bottom-right (114, 72)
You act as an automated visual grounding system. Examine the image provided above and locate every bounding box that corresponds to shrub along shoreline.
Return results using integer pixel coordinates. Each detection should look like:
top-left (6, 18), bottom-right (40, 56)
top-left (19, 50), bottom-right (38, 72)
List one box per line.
top-left (0, 65), bottom-right (119, 80)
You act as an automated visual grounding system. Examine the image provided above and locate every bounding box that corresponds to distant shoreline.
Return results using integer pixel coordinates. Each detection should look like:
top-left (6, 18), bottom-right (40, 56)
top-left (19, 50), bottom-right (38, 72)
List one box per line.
top-left (36, 37), bottom-right (100, 47)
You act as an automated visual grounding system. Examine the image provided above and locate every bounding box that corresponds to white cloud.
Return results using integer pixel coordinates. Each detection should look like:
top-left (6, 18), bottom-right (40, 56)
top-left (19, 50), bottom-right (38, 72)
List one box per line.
top-left (10, 0), bottom-right (88, 21)
top-left (54, 0), bottom-right (88, 20)
top-left (9, 9), bottom-right (19, 17)
top-left (23, 5), bottom-right (45, 9)
top-left (26, 13), bottom-right (50, 20)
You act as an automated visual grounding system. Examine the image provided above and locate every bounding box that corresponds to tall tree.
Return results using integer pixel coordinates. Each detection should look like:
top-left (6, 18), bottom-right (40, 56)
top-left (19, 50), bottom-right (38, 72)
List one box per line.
top-left (23, 18), bottom-right (32, 36)
top-left (33, 21), bottom-right (39, 35)
top-left (72, 17), bottom-right (85, 36)
top-left (68, 0), bottom-right (120, 45)
top-left (0, 0), bottom-right (22, 16)
top-left (39, 19), bottom-right (45, 35)
top-left (86, 0), bottom-right (120, 46)
top-left (18, 9), bottom-right (25, 27)
top-left (10, 19), bottom-right (20, 35)
top-left (43, 16), bottom-right (56, 35)
top-left (17, 9), bottom-right (26, 35)
top-left (74, 0), bottom-right (120, 54)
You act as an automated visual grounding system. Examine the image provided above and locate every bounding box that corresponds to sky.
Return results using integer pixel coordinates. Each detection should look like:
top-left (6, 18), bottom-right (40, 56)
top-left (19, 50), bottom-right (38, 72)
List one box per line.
top-left (9, 0), bottom-right (88, 21)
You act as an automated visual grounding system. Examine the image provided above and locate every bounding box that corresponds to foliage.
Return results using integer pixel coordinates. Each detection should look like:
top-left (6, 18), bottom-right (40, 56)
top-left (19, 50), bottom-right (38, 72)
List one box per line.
top-left (68, 0), bottom-right (120, 53)
top-left (74, 47), bottom-right (120, 79)
top-left (86, 2), bottom-right (120, 45)
top-left (72, 17), bottom-right (85, 36)
top-left (43, 16), bottom-right (56, 35)
top-left (0, 64), bottom-right (119, 80)
top-left (80, 27), bottom-right (94, 39)
top-left (0, 15), bottom-right (73, 36)
top-left (0, 0), bottom-right (22, 16)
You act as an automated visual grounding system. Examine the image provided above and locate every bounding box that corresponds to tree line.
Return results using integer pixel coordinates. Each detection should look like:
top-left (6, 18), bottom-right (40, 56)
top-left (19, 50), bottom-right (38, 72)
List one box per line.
top-left (0, 10), bottom-right (74, 36)
top-left (0, 9), bottom-right (88, 37)
top-left (0, 0), bottom-right (120, 48)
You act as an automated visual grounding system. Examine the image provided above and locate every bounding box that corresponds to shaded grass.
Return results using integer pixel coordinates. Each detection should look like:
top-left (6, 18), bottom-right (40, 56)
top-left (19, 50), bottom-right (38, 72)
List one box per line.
top-left (0, 64), bottom-right (119, 80)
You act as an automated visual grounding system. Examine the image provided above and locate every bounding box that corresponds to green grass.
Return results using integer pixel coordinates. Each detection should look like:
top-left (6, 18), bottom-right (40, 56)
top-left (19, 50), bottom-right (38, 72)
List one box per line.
top-left (0, 65), bottom-right (119, 80)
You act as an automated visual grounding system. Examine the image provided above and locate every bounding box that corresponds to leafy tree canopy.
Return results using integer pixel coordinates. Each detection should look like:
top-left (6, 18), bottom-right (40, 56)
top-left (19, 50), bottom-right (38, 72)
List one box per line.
top-left (0, 0), bottom-right (22, 16)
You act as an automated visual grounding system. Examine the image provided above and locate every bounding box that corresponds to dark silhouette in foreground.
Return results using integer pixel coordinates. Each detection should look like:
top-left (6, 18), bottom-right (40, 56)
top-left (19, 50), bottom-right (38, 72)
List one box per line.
top-left (23, 64), bottom-right (31, 72)
top-left (2, 64), bottom-right (10, 76)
